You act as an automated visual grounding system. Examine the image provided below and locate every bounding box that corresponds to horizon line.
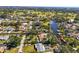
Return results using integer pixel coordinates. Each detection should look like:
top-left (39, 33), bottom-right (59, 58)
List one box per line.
top-left (0, 6), bottom-right (79, 8)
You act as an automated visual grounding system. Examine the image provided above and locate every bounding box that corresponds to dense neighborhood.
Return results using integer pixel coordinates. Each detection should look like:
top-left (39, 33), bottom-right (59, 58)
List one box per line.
top-left (0, 7), bottom-right (79, 53)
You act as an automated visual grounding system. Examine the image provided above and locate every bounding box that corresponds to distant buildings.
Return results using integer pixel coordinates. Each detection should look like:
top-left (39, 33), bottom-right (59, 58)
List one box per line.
top-left (62, 20), bottom-right (79, 40)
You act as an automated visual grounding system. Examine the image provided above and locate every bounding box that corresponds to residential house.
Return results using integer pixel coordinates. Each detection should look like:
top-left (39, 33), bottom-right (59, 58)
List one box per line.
top-left (35, 43), bottom-right (45, 52)
top-left (0, 44), bottom-right (7, 53)
top-left (38, 32), bottom-right (47, 41)
top-left (20, 22), bottom-right (28, 32)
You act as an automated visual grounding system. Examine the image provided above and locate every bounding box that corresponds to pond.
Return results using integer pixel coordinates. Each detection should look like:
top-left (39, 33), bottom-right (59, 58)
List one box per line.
top-left (50, 20), bottom-right (58, 35)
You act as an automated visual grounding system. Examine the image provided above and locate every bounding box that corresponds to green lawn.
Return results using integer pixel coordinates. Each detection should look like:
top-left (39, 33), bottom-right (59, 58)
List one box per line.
top-left (23, 45), bottom-right (37, 53)
top-left (5, 48), bottom-right (18, 53)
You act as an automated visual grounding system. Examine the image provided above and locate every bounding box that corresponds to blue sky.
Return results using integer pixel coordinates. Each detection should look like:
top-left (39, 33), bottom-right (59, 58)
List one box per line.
top-left (0, 0), bottom-right (79, 7)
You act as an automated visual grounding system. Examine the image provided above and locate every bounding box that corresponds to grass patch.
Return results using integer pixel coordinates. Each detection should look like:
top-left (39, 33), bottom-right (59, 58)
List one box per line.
top-left (0, 40), bottom-right (6, 44)
top-left (23, 45), bottom-right (37, 53)
top-left (5, 48), bottom-right (18, 53)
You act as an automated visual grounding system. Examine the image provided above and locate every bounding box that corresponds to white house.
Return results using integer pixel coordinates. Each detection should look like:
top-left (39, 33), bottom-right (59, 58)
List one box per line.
top-left (0, 35), bottom-right (9, 40)
top-left (35, 43), bottom-right (45, 52)
top-left (68, 19), bottom-right (74, 23)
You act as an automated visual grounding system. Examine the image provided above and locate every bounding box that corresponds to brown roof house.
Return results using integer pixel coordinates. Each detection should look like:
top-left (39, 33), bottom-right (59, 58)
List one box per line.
top-left (38, 32), bottom-right (47, 41)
